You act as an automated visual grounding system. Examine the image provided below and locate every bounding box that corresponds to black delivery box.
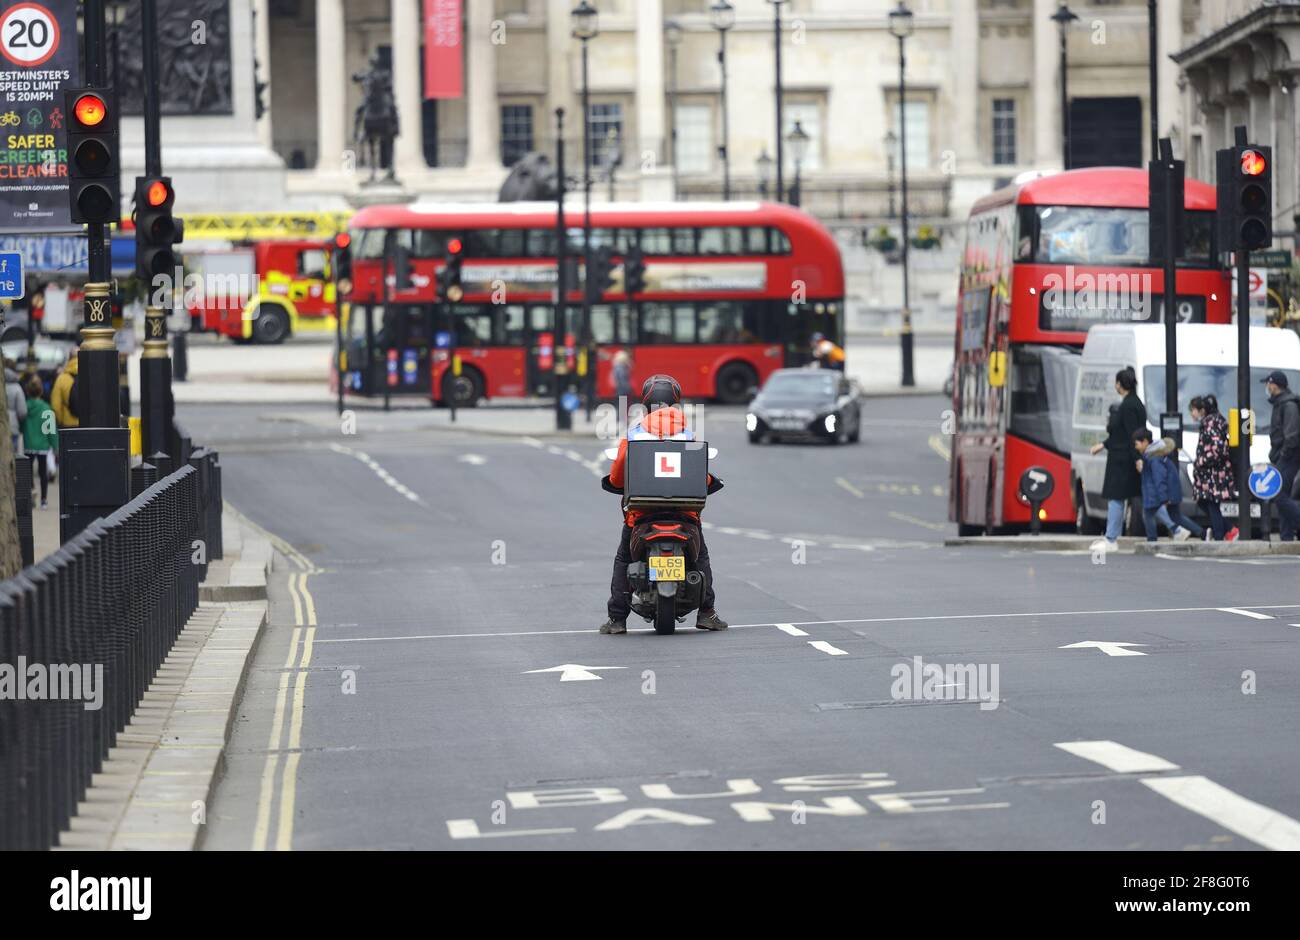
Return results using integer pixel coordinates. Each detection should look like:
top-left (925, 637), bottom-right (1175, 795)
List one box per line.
top-left (625, 440), bottom-right (709, 512)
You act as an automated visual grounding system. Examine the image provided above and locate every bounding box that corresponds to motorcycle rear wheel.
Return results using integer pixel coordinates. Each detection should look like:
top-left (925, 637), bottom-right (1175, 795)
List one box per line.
top-left (653, 595), bottom-right (677, 635)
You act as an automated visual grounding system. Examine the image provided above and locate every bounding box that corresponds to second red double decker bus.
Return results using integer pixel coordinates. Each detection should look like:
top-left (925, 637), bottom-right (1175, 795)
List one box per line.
top-left (339, 201), bottom-right (845, 406)
top-left (949, 167), bottom-right (1233, 534)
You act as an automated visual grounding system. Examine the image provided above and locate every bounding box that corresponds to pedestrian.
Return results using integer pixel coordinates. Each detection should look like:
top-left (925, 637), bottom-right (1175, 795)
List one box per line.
top-left (4, 358), bottom-right (26, 458)
top-left (1189, 395), bottom-right (1238, 542)
top-left (51, 345), bottom-right (79, 429)
top-left (612, 349), bottom-right (633, 415)
top-left (1088, 367), bottom-right (1146, 551)
top-left (22, 376), bottom-right (55, 510)
top-left (1263, 370), bottom-right (1300, 541)
top-left (1133, 428), bottom-right (1203, 542)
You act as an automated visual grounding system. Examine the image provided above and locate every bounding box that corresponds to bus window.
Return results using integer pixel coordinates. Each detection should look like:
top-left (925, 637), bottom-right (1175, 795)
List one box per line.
top-left (672, 304), bottom-right (696, 343)
top-left (565, 228), bottom-right (586, 254)
top-left (614, 304), bottom-right (635, 343)
top-left (357, 229), bottom-right (386, 260)
top-left (745, 227), bottom-right (769, 254)
top-left (699, 301), bottom-right (753, 344)
top-left (590, 305), bottom-right (618, 344)
top-left (640, 304), bottom-right (674, 343)
top-left (769, 228), bottom-right (792, 254)
top-left (641, 228), bottom-right (672, 255)
top-left (672, 228), bottom-right (697, 256)
top-left (697, 227), bottom-right (742, 256)
top-left (452, 305), bottom-right (494, 347)
top-left (501, 305), bottom-right (527, 345)
top-left (410, 229), bottom-right (449, 257)
top-left (466, 230), bottom-right (500, 257)
top-left (529, 305), bottom-right (556, 332)
top-left (495, 229), bottom-right (527, 257)
top-left (611, 228), bottom-right (639, 254)
top-left (1008, 345), bottom-right (1082, 455)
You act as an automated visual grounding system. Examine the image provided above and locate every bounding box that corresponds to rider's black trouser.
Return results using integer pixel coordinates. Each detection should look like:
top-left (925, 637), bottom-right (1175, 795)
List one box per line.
top-left (607, 525), bottom-right (716, 621)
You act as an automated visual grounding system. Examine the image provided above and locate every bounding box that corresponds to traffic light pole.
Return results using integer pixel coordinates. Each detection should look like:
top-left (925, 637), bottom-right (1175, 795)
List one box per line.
top-left (554, 108), bottom-right (572, 432)
top-left (139, 0), bottom-right (173, 471)
top-left (1237, 247), bottom-right (1254, 538)
top-left (1157, 138), bottom-right (1182, 451)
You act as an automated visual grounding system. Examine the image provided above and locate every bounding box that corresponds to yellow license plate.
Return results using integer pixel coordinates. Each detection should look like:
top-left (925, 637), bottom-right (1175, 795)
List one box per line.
top-left (648, 556), bottom-right (686, 582)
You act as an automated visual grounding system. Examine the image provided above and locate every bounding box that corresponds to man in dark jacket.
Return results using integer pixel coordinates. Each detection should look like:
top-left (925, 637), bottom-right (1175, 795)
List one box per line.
top-left (1264, 371), bottom-right (1300, 541)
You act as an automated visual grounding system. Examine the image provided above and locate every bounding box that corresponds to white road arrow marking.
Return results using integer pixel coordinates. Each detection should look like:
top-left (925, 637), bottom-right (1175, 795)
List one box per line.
top-left (776, 623), bottom-right (809, 637)
top-left (1055, 741), bottom-right (1180, 773)
top-left (524, 664), bottom-right (627, 682)
top-left (1218, 607), bottom-right (1273, 620)
top-left (1059, 641), bottom-right (1148, 657)
top-left (808, 640), bottom-right (849, 657)
top-left (458, 454), bottom-right (488, 466)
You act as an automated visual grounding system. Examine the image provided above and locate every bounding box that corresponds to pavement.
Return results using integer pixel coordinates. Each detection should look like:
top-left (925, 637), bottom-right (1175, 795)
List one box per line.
top-left (158, 394), bottom-right (1300, 851)
top-left (56, 510), bottom-right (271, 851)
top-left (125, 333), bottom-right (953, 404)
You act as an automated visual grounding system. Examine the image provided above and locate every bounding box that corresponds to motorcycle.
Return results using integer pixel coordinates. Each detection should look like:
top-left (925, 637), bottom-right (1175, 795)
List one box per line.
top-left (603, 443), bottom-right (721, 635)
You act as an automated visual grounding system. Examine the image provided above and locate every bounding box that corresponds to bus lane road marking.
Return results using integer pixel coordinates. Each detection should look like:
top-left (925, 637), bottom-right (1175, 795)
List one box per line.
top-left (443, 771), bottom-right (1009, 843)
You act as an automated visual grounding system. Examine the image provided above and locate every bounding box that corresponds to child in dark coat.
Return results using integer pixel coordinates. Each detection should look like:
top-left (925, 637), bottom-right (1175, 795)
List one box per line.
top-left (1134, 428), bottom-right (1204, 542)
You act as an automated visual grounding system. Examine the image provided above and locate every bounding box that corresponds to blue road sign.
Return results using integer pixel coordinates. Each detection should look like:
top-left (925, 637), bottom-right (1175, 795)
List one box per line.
top-left (561, 391), bottom-right (581, 413)
top-left (0, 251), bottom-right (23, 299)
top-left (1249, 464), bottom-right (1283, 501)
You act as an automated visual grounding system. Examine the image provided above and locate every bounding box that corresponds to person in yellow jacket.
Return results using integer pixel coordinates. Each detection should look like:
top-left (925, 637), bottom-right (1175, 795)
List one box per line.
top-left (51, 347), bottom-right (79, 428)
top-left (810, 333), bottom-right (846, 372)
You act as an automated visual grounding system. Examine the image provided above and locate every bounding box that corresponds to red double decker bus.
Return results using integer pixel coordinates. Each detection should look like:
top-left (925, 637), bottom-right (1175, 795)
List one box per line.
top-left (339, 201), bottom-right (845, 405)
top-left (949, 167), bottom-right (1232, 534)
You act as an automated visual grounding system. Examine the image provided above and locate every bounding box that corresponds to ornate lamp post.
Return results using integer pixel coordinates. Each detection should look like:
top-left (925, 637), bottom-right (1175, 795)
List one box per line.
top-left (885, 129), bottom-right (898, 218)
top-left (711, 0), bottom-right (736, 200)
top-left (889, 0), bottom-right (915, 388)
top-left (572, 1), bottom-right (598, 418)
top-left (756, 148), bottom-right (773, 199)
top-left (766, 0), bottom-right (788, 201)
top-left (665, 19), bottom-right (683, 201)
top-left (787, 120), bottom-right (809, 208)
top-left (1052, 1), bottom-right (1079, 169)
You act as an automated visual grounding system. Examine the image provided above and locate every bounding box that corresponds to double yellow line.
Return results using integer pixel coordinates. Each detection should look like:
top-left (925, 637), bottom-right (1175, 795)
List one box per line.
top-left (252, 537), bottom-right (319, 851)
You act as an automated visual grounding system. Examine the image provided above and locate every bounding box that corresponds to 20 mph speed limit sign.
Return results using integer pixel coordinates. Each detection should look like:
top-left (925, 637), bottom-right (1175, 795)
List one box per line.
top-left (0, 2), bottom-right (61, 68)
top-left (0, 0), bottom-right (76, 231)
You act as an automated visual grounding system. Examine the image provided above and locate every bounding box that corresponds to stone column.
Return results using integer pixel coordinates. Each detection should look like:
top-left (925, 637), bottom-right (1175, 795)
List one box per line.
top-left (636, 0), bottom-right (668, 197)
top-left (466, 0), bottom-right (500, 168)
top-left (1033, 0), bottom-right (1062, 168)
top-left (950, 0), bottom-right (980, 168)
top-left (391, 0), bottom-right (425, 174)
top-left (315, 0), bottom-right (346, 175)
top-left (253, 0), bottom-right (272, 149)
top-left (1158, 0), bottom-right (1182, 144)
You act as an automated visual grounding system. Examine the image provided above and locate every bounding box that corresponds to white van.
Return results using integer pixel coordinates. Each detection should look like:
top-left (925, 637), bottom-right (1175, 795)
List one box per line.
top-left (1071, 324), bottom-right (1300, 533)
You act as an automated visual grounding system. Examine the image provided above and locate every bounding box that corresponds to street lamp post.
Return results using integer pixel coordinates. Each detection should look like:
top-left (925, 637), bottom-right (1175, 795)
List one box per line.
top-left (572, 1), bottom-right (598, 421)
top-left (756, 149), bottom-right (773, 199)
top-left (885, 130), bottom-right (898, 219)
top-left (890, 1), bottom-right (915, 388)
top-left (787, 120), bottom-right (809, 209)
top-left (1052, 2), bottom-right (1079, 170)
top-left (1147, 0), bottom-right (1159, 161)
top-left (665, 19), bottom-right (683, 201)
top-left (711, 0), bottom-right (735, 201)
top-left (767, 0), bottom-right (788, 202)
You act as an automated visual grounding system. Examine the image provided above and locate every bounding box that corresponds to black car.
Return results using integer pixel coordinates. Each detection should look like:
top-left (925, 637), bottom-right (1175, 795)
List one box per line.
top-left (746, 368), bottom-right (861, 445)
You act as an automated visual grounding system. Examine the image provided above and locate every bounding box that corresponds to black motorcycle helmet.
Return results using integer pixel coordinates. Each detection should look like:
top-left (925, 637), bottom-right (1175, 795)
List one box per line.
top-left (641, 374), bottom-right (683, 410)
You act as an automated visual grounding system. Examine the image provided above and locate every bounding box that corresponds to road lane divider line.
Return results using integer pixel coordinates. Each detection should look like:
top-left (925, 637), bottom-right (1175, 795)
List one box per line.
top-left (928, 434), bottom-right (952, 463)
top-left (808, 640), bottom-right (849, 657)
top-left (313, 602), bottom-right (1300, 645)
top-left (888, 511), bottom-right (949, 532)
top-left (329, 442), bottom-right (424, 505)
top-left (1140, 776), bottom-right (1300, 851)
top-left (776, 623), bottom-right (809, 637)
top-left (1054, 741), bottom-right (1181, 774)
top-left (835, 477), bottom-right (865, 499)
top-left (1218, 607), bottom-right (1274, 620)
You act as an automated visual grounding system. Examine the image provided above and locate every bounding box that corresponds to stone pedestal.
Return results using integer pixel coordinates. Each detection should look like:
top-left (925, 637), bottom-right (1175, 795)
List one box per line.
top-left (347, 180), bottom-right (418, 209)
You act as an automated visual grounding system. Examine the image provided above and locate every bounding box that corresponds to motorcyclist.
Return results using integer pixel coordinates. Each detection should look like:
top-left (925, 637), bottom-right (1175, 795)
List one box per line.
top-left (810, 332), bottom-right (846, 371)
top-left (599, 374), bottom-right (728, 635)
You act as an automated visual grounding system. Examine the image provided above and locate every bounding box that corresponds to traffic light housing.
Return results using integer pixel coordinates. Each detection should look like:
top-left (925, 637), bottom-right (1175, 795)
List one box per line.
top-left (333, 232), bottom-right (353, 289)
top-left (65, 88), bottom-right (121, 224)
top-left (586, 246), bottom-right (616, 302)
top-left (437, 237), bottom-right (465, 303)
top-left (1148, 152), bottom-right (1184, 263)
top-left (1217, 142), bottom-right (1273, 253)
top-left (134, 176), bottom-right (183, 282)
top-left (624, 247), bottom-right (647, 297)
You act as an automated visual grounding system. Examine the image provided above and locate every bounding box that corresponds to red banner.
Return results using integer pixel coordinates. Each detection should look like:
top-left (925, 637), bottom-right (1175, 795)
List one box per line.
top-left (423, 0), bottom-right (463, 100)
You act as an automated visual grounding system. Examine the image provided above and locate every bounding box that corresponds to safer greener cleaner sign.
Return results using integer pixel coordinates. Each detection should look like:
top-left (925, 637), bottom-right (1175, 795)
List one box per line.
top-left (0, 0), bottom-right (78, 232)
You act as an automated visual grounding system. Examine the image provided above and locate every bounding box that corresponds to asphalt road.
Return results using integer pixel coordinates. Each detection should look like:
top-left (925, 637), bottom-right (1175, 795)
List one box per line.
top-left (180, 396), bottom-right (1300, 851)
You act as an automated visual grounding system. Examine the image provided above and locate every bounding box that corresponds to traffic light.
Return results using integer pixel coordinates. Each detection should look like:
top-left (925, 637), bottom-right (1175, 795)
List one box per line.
top-left (624, 247), bottom-right (647, 297)
top-left (1217, 141), bottom-right (1273, 252)
top-left (134, 176), bottom-right (183, 282)
top-left (65, 88), bottom-right (120, 224)
top-left (1148, 152), bottom-right (1184, 263)
top-left (586, 246), bottom-right (616, 302)
top-left (333, 232), bottom-right (353, 288)
top-left (437, 237), bottom-right (465, 303)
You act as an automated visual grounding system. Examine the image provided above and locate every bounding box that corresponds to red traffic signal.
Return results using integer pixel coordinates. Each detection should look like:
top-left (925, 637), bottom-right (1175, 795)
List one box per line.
top-left (334, 232), bottom-right (351, 250)
top-left (1240, 149), bottom-right (1268, 177)
top-left (447, 237), bottom-right (464, 255)
top-left (73, 93), bottom-right (107, 128)
top-left (146, 179), bottom-right (171, 207)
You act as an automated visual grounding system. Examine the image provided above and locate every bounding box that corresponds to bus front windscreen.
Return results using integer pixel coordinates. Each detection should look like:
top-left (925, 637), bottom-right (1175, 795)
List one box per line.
top-left (1018, 206), bottom-right (1215, 267)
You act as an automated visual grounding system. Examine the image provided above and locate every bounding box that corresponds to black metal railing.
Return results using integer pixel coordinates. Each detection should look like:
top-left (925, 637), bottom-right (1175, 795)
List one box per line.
top-left (0, 450), bottom-right (222, 850)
